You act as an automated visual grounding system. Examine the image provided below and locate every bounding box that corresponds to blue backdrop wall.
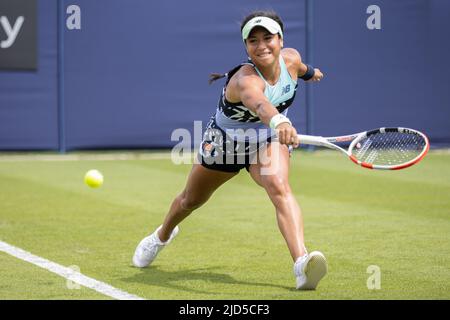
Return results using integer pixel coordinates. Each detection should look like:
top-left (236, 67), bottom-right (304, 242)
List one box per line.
top-left (0, 0), bottom-right (58, 149)
top-left (62, 0), bottom-right (306, 150)
top-left (0, 0), bottom-right (449, 150)
top-left (313, 0), bottom-right (450, 144)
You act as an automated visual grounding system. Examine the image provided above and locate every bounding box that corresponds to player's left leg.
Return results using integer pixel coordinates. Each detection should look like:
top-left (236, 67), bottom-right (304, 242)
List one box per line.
top-left (248, 142), bottom-right (327, 290)
top-left (248, 142), bottom-right (306, 260)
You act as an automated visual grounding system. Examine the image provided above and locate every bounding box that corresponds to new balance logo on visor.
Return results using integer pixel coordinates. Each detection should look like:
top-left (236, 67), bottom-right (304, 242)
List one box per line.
top-left (255, 19), bottom-right (262, 23)
top-left (282, 85), bottom-right (291, 95)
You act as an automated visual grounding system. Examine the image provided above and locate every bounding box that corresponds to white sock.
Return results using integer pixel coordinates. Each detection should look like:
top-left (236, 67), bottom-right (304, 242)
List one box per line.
top-left (295, 253), bottom-right (308, 265)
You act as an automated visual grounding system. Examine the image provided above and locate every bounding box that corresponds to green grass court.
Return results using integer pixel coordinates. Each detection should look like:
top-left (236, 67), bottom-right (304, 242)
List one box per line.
top-left (0, 150), bottom-right (449, 300)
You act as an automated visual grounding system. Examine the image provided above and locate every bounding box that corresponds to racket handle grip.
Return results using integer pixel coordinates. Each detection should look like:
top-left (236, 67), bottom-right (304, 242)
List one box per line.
top-left (297, 134), bottom-right (327, 147)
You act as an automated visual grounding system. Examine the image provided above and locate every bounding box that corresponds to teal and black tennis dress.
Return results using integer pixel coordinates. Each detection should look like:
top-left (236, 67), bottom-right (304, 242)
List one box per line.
top-left (199, 55), bottom-right (298, 172)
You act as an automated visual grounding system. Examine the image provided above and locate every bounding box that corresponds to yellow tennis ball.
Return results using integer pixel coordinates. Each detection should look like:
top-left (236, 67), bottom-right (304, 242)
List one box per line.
top-left (84, 169), bottom-right (104, 188)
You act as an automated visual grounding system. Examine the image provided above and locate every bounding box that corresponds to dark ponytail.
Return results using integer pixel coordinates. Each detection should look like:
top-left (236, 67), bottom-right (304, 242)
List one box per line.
top-left (208, 72), bottom-right (228, 85)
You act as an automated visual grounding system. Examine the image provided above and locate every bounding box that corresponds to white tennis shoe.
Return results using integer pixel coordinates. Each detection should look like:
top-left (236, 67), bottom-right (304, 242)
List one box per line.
top-left (294, 251), bottom-right (328, 290)
top-left (132, 225), bottom-right (179, 268)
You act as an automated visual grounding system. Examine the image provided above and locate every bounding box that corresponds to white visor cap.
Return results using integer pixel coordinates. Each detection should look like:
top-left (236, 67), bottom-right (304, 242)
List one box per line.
top-left (242, 16), bottom-right (283, 42)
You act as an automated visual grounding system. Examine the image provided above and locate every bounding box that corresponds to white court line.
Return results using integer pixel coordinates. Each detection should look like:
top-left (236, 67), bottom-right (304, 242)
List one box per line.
top-left (0, 240), bottom-right (145, 300)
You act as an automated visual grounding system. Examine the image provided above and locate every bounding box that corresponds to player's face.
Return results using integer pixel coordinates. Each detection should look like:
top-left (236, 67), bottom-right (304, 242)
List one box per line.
top-left (245, 27), bottom-right (283, 67)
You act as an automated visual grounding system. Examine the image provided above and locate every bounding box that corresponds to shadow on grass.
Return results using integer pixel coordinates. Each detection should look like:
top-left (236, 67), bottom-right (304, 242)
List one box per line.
top-left (121, 265), bottom-right (294, 295)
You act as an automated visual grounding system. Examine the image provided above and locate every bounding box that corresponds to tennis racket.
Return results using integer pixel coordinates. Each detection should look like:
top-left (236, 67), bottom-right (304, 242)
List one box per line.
top-left (297, 127), bottom-right (429, 170)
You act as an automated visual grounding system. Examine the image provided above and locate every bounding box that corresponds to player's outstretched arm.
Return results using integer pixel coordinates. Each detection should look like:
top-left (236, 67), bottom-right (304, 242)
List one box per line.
top-left (284, 48), bottom-right (324, 82)
top-left (237, 74), bottom-right (299, 147)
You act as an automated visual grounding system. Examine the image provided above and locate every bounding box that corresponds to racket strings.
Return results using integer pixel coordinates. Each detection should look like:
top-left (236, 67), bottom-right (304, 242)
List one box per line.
top-left (352, 132), bottom-right (426, 165)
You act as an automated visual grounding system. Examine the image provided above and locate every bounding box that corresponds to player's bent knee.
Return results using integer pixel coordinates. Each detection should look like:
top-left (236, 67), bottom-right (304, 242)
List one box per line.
top-left (180, 195), bottom-right (206, 211)
top-left (263, 177), bottom-right (289, 198)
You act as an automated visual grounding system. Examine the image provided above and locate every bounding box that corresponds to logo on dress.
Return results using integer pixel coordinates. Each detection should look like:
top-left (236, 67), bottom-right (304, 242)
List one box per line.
top-left (282, 85), bottom-right (291, 95)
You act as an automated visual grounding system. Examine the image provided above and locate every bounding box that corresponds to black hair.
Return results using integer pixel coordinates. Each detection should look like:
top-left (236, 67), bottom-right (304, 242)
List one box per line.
top-left (209, 10), bottom-right (284, 85)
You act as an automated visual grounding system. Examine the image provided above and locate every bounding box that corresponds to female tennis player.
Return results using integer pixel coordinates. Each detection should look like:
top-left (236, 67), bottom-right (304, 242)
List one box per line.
top-left (133, 10), bottom-right (327, 290)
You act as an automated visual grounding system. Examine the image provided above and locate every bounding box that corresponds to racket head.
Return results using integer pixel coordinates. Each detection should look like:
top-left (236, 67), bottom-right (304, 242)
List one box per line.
top-left (348, 127), bottom-right (429, 170)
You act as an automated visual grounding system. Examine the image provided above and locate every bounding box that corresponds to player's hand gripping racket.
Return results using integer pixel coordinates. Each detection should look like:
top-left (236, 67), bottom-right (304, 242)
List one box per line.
top-left (297, 127), bottom-right (429, 170)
